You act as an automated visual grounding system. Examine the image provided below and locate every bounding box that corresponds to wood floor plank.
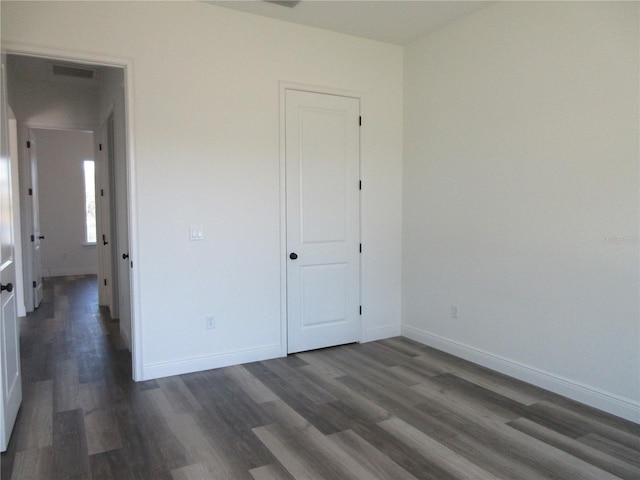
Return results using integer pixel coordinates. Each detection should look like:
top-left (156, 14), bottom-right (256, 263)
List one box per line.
top-left (170, 462), bottom-right (214, 480)
top-left (410, 353), bottom-right (547, 406)
top-left (13, 380), bottom-right (54, 451)
top-left (377, 337), bottom-right (425, 358)
top-left (380, 416), bottom-right (503, 480)
top-left (156, 376), bottom-right (203, 415)
top-left (297, 366), bottom-right (392, 425)
top-left (9, 446), bottom-right (54, 480)
top-left (525, 401), bottom-right (640, 450)
top-left (52, 409), bottom-right (91, 480)
top-left (410, 374), bottom-right (527, 423)
top-left (224, 365), bottom-right (280, 404)
top-left (415, 399), bottom-right (625, 480)
top-left (579, 432), bottom-right (640, 468)
top-left (53, 358), bottom-right (80, 413)
top-left (84, 407), bottom-right (123, 455)
top-left (328, 429), bottom-right (419, 480)
top-left (508, 417), bottom-right (640, 480)
top-left (253, 421), bottom-right (374, 480)
top-left (249, 463), bottom-right (296, 480)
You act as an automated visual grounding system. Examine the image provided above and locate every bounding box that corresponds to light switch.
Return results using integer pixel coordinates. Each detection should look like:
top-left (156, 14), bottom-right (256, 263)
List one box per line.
top-left (189, 226), bottom-right (204, 241)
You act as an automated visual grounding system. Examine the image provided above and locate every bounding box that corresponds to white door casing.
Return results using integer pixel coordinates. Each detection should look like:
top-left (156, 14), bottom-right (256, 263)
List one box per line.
top-left (0, 60), bottom-right (22, 452)
top-left (285, 89), bottom-right (361, 354)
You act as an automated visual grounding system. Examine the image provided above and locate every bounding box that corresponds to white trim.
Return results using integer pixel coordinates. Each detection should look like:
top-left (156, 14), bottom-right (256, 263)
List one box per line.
top-left (42, 267), bottom-right (98, 277)
top-left (278, 82), bottom-right (365, 356)
top-left (401, 325), bottom-right (640, 424)
top-left (142, 344), bottom-right (282, 381)
top-left (3, 43), bottom-right (142, 382)
top-left (362, 324), bottom-right (401, 343)
top-left (23, 122), bottom-right (95, 133)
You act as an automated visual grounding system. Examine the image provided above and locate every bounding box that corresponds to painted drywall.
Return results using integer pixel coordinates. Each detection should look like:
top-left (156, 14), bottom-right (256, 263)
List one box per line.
top-left (402, 2), bottom-right (639, 421)
top-left (30, 128), bottom-right (97, 277)
top-left (1, 1), bottom-right (403, 376)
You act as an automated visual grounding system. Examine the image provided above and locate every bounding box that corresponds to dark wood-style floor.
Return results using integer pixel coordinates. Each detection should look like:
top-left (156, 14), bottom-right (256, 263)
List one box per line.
top-left (1, 276), bottom-right (639, 479)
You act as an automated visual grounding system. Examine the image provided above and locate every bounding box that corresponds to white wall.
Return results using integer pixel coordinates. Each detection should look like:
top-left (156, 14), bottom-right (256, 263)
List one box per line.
top-left (31, 128), bottom-right (97, 277)
top-left (402, 2), bottom-right (639, 422)
top-left (1, 2), bottom-right (404, 377)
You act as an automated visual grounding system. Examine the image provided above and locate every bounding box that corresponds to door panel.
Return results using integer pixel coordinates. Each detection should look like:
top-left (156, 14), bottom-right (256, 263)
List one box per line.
top-left (1, 60), bottom-right (22, 452)
top-left (286, 90), bottom-right (360, 354)
top-left (301, 264), bottom-right (347, 326)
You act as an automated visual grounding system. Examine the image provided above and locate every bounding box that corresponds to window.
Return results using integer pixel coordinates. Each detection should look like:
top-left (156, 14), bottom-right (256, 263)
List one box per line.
top-left (83, 160), bottom-right (97, 244)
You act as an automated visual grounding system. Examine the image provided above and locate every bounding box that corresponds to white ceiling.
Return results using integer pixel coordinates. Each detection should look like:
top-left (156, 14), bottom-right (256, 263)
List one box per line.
top-left (207, 1), bottom-right (493, 46)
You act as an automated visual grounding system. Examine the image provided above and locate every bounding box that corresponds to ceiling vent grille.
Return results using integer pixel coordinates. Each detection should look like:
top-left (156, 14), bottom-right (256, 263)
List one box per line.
top-left (51, 64), bottom-right (97, 81)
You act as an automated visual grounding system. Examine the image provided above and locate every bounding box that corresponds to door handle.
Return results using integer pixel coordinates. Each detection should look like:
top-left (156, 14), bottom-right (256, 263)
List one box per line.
top-left (289, 252), bottom-right (298, 260)
top-left (122, 253), bottom-right (129, 260)
top-left (1, 283), bottom-right (13, 293)
top-left (102, 234), bottom-right (108, 245)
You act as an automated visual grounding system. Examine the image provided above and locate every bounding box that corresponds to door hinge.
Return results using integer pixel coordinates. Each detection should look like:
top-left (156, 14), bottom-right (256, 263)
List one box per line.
top-left (359, 180), bottom-right (362, 190)
top-left (103, 279), bottom-right (107, 286)
top-left (30, 234), bottom-right (35, 242)
top-left (100, 189), bottom-right (104, 197)
top-left (26, 140), bottom-right (31, 148)
top-left (32, 281), bottom-right (36, 288)
top-left (359, 243), bottom-right (362, 253)
top-left (359, 305), bottom-right (362, 315)
top-left (359, 116), bottom-right (362, 126)
top-left (99, 143), bottom-right (103, 151)
top-left (28, 188), bottom-right (33, 196)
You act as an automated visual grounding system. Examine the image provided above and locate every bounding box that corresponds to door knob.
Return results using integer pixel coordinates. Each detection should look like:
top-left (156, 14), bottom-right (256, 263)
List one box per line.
top-left (1, 283), bottom-right (13, 293)
top-left (289, 252), bottom-right (298, 260)
top-left (122, 253), bottom-right (129, 260)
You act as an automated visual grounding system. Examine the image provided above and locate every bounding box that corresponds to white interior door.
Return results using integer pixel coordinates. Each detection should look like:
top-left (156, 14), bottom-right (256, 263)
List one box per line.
top-left (1, 60), bottom-right (22, 452)
top-left (97, 124), bottom-right (113, 311)
top-left (27, 130), bottom-right (43, 308)
top-left (112, 112), bottom-right (132, 348)
top-left (286, 89), bottom-right (361, 354)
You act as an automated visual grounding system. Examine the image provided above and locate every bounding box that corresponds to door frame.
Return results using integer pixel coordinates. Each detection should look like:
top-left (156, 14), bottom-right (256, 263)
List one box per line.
top-left (279, 82), bottom-right (364, 356)
top-left (2, 43), bottom-right (143, 381)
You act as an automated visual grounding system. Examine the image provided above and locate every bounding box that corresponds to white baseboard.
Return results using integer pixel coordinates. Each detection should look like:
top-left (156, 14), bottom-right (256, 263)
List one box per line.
top-left (402, 325), bottom-right (640, 424)
top-left (362, 323), bottom-right (402, 343)
top-left (44, 267), bottom-right (97, 277)
top-left (142, 344), bottom-right (283, 381)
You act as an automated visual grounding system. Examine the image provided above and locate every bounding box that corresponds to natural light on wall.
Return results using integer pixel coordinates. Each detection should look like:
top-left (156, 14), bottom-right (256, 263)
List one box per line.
top-left (83, 160), bottom-right (97, 244)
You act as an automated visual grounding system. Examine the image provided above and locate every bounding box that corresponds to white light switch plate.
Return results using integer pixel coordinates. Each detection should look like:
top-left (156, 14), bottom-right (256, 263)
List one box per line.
top-left (190, 226), bottom-right (204, 241)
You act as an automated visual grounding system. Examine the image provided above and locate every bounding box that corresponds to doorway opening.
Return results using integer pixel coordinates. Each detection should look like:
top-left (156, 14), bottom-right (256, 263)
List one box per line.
top-left (5, 52), bottom-right (136, 376)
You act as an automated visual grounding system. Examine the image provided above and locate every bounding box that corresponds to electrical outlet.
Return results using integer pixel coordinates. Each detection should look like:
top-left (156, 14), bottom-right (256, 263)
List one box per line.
top-left (451, 304), bottom-right (459, 319)
top-left (206, 315), bottom-right (215, 329)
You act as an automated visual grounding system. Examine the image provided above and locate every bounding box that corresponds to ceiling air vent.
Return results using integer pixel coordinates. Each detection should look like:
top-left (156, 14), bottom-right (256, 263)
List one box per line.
top-left (51, 64), bottom-right (97, 81)
top-left (264, 0), bottom-right (301, 7)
